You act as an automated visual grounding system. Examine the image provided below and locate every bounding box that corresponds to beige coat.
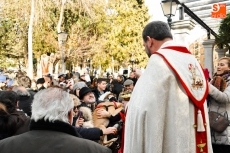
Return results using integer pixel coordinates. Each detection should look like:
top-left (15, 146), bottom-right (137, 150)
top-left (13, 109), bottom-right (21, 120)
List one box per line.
top-left (209, 78), bottom-right (230, 145)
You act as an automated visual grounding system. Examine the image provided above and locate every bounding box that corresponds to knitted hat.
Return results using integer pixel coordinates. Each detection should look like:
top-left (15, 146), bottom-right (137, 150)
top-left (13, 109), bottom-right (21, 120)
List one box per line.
top-left (123, 79), bottom-right (133, 86)
top-left (72, 82), bottom-right (87, 92)
top-left (79, 87), bottom-right (92, 100)
top-left (36, 78), bottom-right (45, 84)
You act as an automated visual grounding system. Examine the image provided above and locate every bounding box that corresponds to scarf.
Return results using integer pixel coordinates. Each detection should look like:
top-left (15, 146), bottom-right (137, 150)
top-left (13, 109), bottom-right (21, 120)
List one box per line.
top-left (210, 70), bottom-right (230, 92)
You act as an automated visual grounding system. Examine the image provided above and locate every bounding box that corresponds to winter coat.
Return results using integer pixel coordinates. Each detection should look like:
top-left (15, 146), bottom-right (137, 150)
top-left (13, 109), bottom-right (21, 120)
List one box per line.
top-left (209, 76), bottom-right (230, 145)
top-left (18, 89), bottom-right (35, 117)
top-left (0, 110), bottom-right (30, 140)
top-left (75, 127), bottom-right (102, 140)
top-left (13, 110), bottom-right (30, 135)
top-left (0, 119), bottom-right (111, 153)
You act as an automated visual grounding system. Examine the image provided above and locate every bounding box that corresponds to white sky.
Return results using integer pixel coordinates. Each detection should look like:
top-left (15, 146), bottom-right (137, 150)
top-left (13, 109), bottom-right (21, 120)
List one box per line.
top-left (144, 0), bottom-right (207, 44)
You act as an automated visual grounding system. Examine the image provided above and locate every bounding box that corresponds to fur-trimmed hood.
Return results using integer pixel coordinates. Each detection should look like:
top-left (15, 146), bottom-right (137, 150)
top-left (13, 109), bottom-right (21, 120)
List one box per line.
top-left (78, 105), bottom-right (94, 128)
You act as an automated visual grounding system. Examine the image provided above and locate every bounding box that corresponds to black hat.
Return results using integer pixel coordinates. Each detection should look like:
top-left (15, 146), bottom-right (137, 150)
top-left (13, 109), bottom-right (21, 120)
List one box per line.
top-left (58, 73), bottom-right (66, 78)
top-left (36, 78), bottom-right (45, 84)
top-left (79, 87), bottom-right (92, 100)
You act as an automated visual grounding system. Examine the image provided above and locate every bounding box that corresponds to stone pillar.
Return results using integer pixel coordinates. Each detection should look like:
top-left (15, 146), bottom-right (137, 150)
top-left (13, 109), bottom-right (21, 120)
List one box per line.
top-left (202, 39), bottom-right (215, 76)
top-left (171, 19), bottom-right (196, 48)
top-left (215, 48), bottom-right (228, 59)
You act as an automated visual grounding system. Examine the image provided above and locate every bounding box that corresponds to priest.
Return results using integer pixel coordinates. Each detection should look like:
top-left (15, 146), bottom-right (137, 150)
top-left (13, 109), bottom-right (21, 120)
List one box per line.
top-left (124, 21), bottom-right (213, 153)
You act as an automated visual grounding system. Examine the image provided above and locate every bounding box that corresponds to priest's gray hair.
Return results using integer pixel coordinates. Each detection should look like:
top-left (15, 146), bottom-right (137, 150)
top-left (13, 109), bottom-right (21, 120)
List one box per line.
top-left (142, 21), bottom-right (173, 42)
top-left (31, 87), bottom-right (74, 123)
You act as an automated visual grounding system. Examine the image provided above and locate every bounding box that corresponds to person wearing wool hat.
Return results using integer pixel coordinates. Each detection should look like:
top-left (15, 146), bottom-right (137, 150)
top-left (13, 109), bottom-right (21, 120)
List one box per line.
top-left (36, 78), bottom-right (46, 91)
top-left (123, 79), bottom-right (134, 92)
top-left (78, 88), bottom-right (98, 136)
top-left (78, 87), bottom-right (96, 111)
top-left (79, 87), bottom-right (95, 102)
top-left (69, 94), bottom-right (117, 141)
top-left (72, 82), bottom-right (88, 97)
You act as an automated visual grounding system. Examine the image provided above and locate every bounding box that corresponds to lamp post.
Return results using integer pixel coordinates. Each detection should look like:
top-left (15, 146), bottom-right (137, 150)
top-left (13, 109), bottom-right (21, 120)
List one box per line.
top-left (58, 32), bottom-right (68, 73)
top-left (130, 58), bottom-right (135, 71)
top-left (160, 0), bottom-right (178, 29)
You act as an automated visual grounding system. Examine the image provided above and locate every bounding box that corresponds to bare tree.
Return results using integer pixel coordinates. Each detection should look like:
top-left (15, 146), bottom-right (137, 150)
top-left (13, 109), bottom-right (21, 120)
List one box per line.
top-left (28, 0), bottom-right (35, 79)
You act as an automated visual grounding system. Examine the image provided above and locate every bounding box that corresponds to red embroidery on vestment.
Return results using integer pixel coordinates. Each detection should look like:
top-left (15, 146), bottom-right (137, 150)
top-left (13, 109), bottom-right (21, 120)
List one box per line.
top-left (188, 64), bottom-right (204, 90)
top-left (154, 46), bottom-right (209, 153)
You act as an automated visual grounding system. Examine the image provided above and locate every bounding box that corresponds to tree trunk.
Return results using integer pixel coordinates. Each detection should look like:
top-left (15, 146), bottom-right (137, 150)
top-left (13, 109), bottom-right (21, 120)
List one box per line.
top-left (57, 0), bottom-right (66, 33)
top-left (56, 0), bottom-right (66, 74)
top-left (28, 0), bottom-right (35, 79)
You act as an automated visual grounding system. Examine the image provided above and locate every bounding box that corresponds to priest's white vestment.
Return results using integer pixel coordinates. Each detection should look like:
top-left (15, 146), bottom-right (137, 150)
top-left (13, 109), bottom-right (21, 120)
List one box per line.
top-left (124, 41), bottom-right (213, 153)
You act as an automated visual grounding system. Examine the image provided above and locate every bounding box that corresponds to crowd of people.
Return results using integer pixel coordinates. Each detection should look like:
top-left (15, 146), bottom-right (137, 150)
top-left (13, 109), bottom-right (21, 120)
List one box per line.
top-left (0, 20), bottom-right (230, 153)
top-left (0, 63), bottom-right (138, 153)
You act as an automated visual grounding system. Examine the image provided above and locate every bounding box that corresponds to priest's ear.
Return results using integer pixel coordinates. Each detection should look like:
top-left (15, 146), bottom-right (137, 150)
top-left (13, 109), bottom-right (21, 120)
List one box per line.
top-left (146, 36), bottom-right (154, 48)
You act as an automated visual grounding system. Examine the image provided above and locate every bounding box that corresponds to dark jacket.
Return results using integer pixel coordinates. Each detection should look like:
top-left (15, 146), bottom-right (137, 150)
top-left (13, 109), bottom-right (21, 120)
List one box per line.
top-left (0, 110), bottom-right (30, 140)
top-left (92, 88), bottom-right (104, 104)
top-left (0, 119), bottom-right (111, 153)
top-left (18, 95), bottom-right (33, 117)
top-left (75, 127), bottom-right (102, 140)
top-left (18, 89), bottom-right (35, 117)
top-left (111, 80), bottom-right (123, 100)
top-left (13, 110), bottom-right (30, 135)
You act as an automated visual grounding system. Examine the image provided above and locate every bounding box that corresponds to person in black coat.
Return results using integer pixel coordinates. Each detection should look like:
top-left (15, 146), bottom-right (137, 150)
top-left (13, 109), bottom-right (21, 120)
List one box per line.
top-left (0, 87), bottom-right (111, 153)
top-left (0, 91), bottom-right (30, 140)
top-left (12, 86), bottom-right (34, 117)
top-left (111, 75), bottom-right (124, 100)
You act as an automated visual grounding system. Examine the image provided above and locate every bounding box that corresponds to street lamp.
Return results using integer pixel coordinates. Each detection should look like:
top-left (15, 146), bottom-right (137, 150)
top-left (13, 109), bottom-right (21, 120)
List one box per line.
top-left (58, 32), bottom-right (68, 73)
top-left (160, 0), bottom-right (178, 29)
top-left (130, 58), bottom-right (135, 71)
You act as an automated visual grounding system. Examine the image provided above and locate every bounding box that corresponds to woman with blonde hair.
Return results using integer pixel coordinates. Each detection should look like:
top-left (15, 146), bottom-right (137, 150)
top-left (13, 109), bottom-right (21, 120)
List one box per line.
top-left (208, 57), bottom-right (230, 152)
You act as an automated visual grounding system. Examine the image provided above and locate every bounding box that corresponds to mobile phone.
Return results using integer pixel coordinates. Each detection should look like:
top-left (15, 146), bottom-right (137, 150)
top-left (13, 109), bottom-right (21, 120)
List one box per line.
top-left (78, 111), bottom-right (83, 118)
